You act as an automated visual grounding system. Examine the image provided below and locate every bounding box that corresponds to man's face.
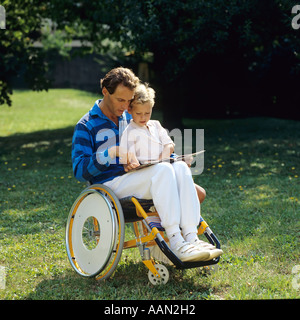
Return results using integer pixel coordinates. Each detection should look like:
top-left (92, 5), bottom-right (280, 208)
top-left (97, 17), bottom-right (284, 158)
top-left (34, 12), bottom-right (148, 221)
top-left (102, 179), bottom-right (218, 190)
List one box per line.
top-left (103, 84), bottom-right (135, 118)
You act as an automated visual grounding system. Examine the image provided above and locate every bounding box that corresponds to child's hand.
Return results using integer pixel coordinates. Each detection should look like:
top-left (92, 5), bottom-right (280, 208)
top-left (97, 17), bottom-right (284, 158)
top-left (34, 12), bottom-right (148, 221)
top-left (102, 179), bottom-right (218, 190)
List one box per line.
top-left (116, 147), bottom-right (136, 163)
top-left (118, 146), bottom-right (140, 171)
top-left (123, 162), bottom-right (140, 172)
top-left (123, 153), bottom-right (140, 171)
top-left (159, 143), bottom-right (174, 161)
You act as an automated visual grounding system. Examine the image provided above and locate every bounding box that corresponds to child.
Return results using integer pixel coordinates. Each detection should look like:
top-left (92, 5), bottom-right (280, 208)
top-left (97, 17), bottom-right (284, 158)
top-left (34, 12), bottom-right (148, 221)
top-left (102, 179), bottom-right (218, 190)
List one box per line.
top-left (119, 83), bottom-right (223, 261)
top-left (120, 83), bottom-right (207, 203)
top-left (119, 83), bottom-right (175, 169)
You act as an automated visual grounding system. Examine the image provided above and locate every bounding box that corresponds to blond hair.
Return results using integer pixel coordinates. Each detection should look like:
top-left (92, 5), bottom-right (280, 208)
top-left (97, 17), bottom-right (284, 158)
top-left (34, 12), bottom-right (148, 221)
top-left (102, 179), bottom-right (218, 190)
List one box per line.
top-left (131, 83), bottom-right (155, 107)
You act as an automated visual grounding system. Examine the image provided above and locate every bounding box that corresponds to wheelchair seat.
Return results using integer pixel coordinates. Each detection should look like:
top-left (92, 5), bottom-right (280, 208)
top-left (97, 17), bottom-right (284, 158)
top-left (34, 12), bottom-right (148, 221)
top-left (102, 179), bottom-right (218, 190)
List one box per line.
top-left (119, 197), bottom-right (154, 222)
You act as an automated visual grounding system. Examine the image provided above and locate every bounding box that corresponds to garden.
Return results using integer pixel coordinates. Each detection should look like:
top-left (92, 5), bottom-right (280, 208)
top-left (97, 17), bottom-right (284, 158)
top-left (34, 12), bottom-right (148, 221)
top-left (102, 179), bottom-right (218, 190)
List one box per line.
top-left (0, 89), bottom-right (299, 299)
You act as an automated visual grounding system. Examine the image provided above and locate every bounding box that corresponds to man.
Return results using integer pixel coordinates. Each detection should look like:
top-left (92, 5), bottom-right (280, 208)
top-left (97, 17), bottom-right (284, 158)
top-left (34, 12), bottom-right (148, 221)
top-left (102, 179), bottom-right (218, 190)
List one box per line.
top-left (72, 67), bottom-right (222, 262)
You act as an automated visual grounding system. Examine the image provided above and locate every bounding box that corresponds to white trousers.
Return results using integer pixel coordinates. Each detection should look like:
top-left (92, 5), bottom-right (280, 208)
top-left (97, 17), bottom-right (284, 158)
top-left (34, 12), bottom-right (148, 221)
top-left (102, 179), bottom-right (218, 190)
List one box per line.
top-left (104, 161), bottom-right (200, 238)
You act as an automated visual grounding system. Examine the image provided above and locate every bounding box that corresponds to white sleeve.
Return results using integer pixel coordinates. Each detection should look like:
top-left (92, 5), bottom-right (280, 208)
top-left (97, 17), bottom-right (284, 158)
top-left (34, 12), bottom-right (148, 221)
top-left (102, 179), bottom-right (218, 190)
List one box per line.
top-left (155, 121), bottom-right (175, 147)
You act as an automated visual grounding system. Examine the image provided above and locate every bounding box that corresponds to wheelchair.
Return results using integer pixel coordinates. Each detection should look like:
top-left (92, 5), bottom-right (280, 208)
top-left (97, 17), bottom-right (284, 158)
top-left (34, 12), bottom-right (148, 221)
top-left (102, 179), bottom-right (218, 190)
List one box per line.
top-left (66, 183), bottom-right (221, 285)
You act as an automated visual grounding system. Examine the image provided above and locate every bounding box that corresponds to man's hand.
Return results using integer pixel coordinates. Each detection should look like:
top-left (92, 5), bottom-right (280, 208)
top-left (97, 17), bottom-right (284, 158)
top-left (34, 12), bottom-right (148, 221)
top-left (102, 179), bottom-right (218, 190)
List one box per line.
top-left (107, 146), bottom-right (119, 159)
top-left (183, 155), bottom-right (193, 167)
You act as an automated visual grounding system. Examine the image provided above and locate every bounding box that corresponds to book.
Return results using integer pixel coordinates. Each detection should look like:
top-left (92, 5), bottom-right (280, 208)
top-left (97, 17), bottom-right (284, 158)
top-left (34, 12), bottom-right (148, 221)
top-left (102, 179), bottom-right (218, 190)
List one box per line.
top-left (131, 150), bottom-right (205, 171)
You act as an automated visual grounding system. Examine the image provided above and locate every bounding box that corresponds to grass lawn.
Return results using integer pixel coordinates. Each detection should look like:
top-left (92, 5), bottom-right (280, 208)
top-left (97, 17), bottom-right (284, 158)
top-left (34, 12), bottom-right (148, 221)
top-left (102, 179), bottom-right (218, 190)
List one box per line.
top-left (0, 89), bottom-right (299, 300)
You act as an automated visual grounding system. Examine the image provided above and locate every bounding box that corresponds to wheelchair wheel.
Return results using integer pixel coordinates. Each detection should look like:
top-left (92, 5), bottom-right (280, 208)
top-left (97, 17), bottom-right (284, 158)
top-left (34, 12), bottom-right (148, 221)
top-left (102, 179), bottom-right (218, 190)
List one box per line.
top-left (148, 264), bottom-right (169, 285)
top-left (66, 184), bottom-right (125, 280)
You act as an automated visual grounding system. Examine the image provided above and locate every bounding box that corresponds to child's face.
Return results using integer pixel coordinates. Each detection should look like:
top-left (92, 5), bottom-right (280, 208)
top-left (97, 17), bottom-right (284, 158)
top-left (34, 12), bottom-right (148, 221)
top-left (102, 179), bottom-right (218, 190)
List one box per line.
top-left (129, 102), bottom-right (152, 127)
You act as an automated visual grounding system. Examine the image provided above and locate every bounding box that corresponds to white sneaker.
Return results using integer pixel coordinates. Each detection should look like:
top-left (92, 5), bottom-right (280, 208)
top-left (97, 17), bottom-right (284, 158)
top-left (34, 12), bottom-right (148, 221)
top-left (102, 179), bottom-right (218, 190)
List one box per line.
top-left (192, 238), bottom-right (223, 260)
top-left (207, 248), bottom-right (223, 260)
top-left (172, 241), bottom-right (210, 262)
top-left (192, 238), bottom-right (215, 249)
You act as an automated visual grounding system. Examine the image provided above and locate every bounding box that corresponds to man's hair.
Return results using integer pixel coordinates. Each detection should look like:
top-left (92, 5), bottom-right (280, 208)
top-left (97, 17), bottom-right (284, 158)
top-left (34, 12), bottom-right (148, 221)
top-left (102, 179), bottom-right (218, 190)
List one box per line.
top-left (131, 83), bottom-right (155, 107)
top-left (100, 67), bottom-right (140, 94)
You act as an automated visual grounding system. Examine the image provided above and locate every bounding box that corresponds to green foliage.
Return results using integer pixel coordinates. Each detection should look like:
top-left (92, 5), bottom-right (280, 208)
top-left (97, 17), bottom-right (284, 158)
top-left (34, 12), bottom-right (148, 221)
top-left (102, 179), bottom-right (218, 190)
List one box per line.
top-left (0, 0), bottom-right (50, 105)
top-left (66, 0), bottom-right (299, 82)
top-left (1, 0), bottom-right (300, 124)
top-left (44, 0), bottom-right (299, 124)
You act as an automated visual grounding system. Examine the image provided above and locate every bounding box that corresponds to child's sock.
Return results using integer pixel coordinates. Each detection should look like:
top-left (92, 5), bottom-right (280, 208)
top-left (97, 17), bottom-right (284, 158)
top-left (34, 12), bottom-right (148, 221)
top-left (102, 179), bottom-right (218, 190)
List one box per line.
top-left (168, 232), bottom-right (185, 249)
top-left (184, 232), bottom-right (198, 244)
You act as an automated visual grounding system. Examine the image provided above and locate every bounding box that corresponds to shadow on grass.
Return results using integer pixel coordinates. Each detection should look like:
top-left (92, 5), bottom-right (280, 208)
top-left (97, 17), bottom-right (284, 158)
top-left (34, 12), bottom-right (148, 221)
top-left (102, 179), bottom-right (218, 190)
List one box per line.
top-left (0, 126), bottom-right (75, 158)
top-left (0, 126), bottom-right (83, 237)
top-left (26, 262), bottom-right (212, 300)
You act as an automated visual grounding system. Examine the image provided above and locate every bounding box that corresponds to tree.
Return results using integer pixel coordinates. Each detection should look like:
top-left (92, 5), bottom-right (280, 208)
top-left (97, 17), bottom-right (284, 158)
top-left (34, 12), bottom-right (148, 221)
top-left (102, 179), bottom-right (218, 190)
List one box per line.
top-left (0, 0), bottom-right (51, 105)
top-left (47, 0), bottom-right (300, 125)
top-left (0, 0), bottom-right (124, 106)
top-left (112, 0), bottom-right (300, 124)
top-left (2, 0), bottom-right (299, 124)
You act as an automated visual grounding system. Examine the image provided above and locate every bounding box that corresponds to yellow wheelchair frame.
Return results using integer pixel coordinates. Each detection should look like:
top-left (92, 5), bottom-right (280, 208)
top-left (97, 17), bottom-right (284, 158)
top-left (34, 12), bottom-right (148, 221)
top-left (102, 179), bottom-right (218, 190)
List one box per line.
top-left (66, 184), bottom-right (221, 285)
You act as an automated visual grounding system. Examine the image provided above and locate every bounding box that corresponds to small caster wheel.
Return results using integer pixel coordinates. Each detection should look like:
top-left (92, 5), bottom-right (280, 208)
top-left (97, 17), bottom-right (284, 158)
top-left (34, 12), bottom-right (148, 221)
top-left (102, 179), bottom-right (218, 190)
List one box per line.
top-left (148, 264), bottom-right (169, 285)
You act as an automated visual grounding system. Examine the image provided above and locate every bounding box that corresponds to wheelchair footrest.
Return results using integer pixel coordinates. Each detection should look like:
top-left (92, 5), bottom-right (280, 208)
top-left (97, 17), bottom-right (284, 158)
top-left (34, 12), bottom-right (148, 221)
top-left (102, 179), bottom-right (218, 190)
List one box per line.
top-left (155, 237), bottom-right (220, 269)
